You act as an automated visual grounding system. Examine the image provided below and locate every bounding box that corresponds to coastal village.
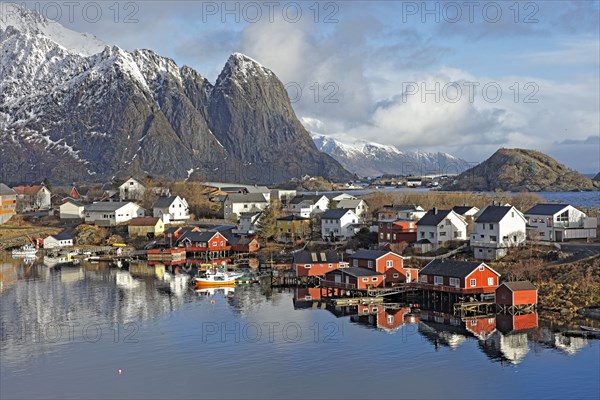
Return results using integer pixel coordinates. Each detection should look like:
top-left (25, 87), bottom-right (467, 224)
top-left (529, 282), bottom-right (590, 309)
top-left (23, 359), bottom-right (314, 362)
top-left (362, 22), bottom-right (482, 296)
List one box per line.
top-left (1, 177), bottom-right (599, 346)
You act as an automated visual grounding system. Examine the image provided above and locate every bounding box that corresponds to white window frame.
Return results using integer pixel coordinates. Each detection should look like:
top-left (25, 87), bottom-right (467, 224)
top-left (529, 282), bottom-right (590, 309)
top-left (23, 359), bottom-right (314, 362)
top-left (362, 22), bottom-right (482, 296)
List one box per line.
top-left (362, 277), bottom-right (369, 282)
top-left (392, 273), bottom-right (399, 278)
top-left (386, 260), bottom-right (393, 268)
top-left (328, 263), bottom-right (333, 269)
top-left (372, 277), bottom-right (378, 282)
top-left (304, 264), bottom-right (311, 269)
top-left (487, 277), bottom-right (494, 286)
top-left (368, 260), bottom-right (373, 268)
top-left (434, 276), bottom-right (443, 285)
top-left (470, 278), bottom-right (476, 287)
top-left (449, 277), bottom-right (460, 287)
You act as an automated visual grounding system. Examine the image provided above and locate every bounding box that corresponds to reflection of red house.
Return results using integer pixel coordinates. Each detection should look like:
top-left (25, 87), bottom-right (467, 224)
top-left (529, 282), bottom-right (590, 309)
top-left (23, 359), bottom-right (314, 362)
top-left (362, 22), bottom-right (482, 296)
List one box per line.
top-left (496, 281), bottom-right (538, 306)
top-left (296, 287), bottom-right (322, 301)
top-left (348, 249), bottom-right (418, 285)
top-left (464, 316), bottom-right (497, 340)
top-left (496, 313), bottom-right (538, 334)
top-left (324, 267), bottom-right (385, 289)
top-left (378, 220), bottom-right (417, 245)
top-left (418, 259), bottom-right (500, 294)
top-left (293, 251), bottom-right (341, 277)
top-left (376, 307), bottom-right (414, 332)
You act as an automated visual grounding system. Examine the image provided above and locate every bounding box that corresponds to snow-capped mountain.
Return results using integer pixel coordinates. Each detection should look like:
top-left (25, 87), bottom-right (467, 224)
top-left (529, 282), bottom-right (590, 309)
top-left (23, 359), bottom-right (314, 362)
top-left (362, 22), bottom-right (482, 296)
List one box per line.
top-left (0, 6), bottom-right (351, 184)
top-left (312, 134), bottom-right (471, 177)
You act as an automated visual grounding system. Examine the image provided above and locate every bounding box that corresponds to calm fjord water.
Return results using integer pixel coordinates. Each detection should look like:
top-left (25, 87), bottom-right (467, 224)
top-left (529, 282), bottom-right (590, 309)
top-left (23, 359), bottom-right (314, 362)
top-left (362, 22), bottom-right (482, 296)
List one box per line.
top-left (1, 259), bottom-right (599, 400)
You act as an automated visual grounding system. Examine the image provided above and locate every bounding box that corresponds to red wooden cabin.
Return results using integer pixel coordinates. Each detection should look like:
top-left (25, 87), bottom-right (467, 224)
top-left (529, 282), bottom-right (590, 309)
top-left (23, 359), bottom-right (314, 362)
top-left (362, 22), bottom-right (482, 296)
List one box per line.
top-left (348, 249), bottom-right (418, 285)
top-left (495, 281), bottom-right (538, 306)
top-left (293, 251), bottom-right (340, 277)
top-left (324, 267), bottom-right (385, 289)
top-left (418, 259), bottom-right (500, 294)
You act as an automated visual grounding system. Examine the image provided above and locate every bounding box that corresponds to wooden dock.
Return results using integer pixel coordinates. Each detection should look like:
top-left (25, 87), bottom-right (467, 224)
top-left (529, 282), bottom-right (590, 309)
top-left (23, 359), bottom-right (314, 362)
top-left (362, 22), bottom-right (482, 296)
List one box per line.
top-left (453, 301), bottom-right (496, 316)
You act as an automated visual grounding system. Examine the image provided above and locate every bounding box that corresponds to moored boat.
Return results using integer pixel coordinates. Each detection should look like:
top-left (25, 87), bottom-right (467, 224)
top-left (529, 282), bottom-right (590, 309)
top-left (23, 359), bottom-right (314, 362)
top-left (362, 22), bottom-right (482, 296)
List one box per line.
top-left (194, 268), bottom-right (244, 287)
top-left (580, 326), bottom-right (600, 333)
top-left (11, 245), bottom-right (38, 257)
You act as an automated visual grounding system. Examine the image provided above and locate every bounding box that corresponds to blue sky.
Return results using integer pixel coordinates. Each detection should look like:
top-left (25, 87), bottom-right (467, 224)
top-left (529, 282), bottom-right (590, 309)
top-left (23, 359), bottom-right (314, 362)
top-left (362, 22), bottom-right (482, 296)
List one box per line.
top-left (17, 0), bottom-right (600, 173)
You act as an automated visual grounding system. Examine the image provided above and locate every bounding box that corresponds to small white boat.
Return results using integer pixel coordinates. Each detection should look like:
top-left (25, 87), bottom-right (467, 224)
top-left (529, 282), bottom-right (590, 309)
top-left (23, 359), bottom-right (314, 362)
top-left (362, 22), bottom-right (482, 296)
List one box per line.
top-left (11, 245), bottom-right (38, 257)
top-left (194, 268), bottom-right (244, 287)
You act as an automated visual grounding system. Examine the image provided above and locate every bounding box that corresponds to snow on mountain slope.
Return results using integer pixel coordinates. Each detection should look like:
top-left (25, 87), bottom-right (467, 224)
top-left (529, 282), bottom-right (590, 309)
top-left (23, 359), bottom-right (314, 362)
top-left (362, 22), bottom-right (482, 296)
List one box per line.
top-left (0, 5), bottom-right (106, 56)
top-left (312, 133), bottom-right (470, 177)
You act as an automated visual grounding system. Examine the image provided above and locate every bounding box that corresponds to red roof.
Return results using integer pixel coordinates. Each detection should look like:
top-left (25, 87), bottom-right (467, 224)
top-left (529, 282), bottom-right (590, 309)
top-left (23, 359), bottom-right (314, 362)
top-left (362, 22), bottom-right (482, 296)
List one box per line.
top-left (129, 217), bottom-right (160, 227)
top-left (13, 185), bottom-right (44, 195)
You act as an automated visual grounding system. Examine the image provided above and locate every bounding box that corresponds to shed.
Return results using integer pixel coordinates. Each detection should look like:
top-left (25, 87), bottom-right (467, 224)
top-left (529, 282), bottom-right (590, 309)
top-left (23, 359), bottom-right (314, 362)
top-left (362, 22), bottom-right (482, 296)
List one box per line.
top-left (495, 281), bottom-right (538, 306)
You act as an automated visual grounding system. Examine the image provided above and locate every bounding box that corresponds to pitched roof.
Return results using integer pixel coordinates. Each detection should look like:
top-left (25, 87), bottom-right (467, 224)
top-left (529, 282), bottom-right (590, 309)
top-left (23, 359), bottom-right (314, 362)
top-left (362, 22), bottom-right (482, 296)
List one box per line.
top-left (321, 208), bottom-right (354, 219)
top-left (475, 206), bottom-right (513, 223)
top-left (153, 196), bottom-right (179, 208)
top-left (0, 183), bottom-right (16, 195)
top-left (13, 185), bottom-right (45, 195)
top-left (226, 193), bottom-right (268, 203)
top-left (129, 217), bottom-right (160, 227)
top-left (335, 267), bottom-right (383, 277)
top-left (382, 204), bottom-right (422, 212)
top-left (416, 209), bottom-right (453, 226)
top-left (421, 259), bottom-right (498, 279)
top-left (84, 202), bottom-right (139, 212)
top-left (277, 215), bottom-right (310, 221)
top-left (350, 249), bottom-right (396, 260)
top-left (50, 232), bottom-right (73, 241)
top-left (62, 199), bottom-right (84, 207)
top-left (289, 194), bottom-right (326, 205)
top-left (178, 231), bottom-right (222, 243)
top-left (293, 251), bottom-right (340, 264)
top-left (452, 206), bottom-right (478, 215)
top-left (524, 203), bottom-right (570, 216)
top-left (164, 227), bottom-right (182, 235)
top-left (336, 199), bottom-right (364, 208)
top-left (499, 281), bottom-right (537, 291)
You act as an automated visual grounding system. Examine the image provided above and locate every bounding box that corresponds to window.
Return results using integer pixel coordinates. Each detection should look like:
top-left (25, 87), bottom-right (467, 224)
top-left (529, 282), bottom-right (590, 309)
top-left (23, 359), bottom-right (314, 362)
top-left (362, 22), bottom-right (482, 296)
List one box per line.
top-left (362, 278), bottom-right (369, 282)
top-left (434, 276), bottom-right (443, 285)
top-left (470, 279), bottom-right (476, 287)
top-left (380, 233), bottom-right (384, 239)
top-left (479, 265), bottom-right (484, 271)
top-left (304, 295), bottom-right (312, 300)
top-left (387, 315), bottom-right (394, 324)
top-left (386, 260), bottom-right (393, 268)
top-left (420, 275), bottom-right (427, 283)
top-left (471, 319), bottom-right (477, 326)
top-left (304, 264), bottom-right (311, 269)
top-left (372, 277), bottom-right (378, 282)
top-left (489, 223), bottom-right (494, 229)
top-left (368, 260), bottom-right (373, 268)
top-left (393, 234), bottom-right (396, 240)
top-left (429, 232), bottom-right (434, 238)
top-left (392, 273), bottom-right (399, 278)
top-left (487, 277), bottom-right (494, 286)
top-left (372, 307), bottom-right (378, 312)
top-left (353, 260), bottom-right (358, 267)
top-left (440, 232), bottom-right (446, 236)
top-left (328, 264), bottom-right (333, 269)
top-left (479, 249), bottom-right (483, 252)
top-left (420, 232), bottom-right (425, 238)
top-left (490, 235), bottom-right (497, 242)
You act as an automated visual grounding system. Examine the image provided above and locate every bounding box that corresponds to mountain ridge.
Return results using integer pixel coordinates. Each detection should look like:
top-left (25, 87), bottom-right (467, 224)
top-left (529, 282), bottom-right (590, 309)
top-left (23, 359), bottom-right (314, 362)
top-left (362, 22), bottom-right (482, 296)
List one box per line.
top-left (0, 7), bottom-right (352, 185)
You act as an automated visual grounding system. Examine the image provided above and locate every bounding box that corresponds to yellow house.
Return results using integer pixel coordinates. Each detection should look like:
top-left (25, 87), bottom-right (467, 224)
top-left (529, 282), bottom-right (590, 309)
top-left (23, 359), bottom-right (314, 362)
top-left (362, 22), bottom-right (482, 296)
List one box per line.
top-left (276, 215), bottom-right (311, 243)
top-left (128, 217), bottom-right (165, 238)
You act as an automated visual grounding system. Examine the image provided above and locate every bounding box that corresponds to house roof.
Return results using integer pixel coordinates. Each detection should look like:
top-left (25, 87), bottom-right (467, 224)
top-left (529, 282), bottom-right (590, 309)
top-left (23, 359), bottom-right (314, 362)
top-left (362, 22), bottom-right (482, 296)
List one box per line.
top-left (382, 204), bottom-right (423, 212)
top-left (153, 196), bottom-right (179, 208)
top-left (289, 194), bottom-right (327, 205)
top-left (293, 251), bottom-right (340, 264)
top-left (164, 227), bottom-right (182, 235)
top-left (452, 206), bottom-right (478, 215)
top-left (226, 193), bottom-right (268, 203)
top-left (350, 249), bottom-right (396, 260)
top-left (179, 231), bottom-right (222, 243)
top-left (336, 199), bottom-right (364, 208)
top-left (475, 206), bottom-right (513, 223)
top-left (421, 259), bottom-right (499, 279)
top-left (13, 185), bottom-right (45, 195)
top-left (416, 209), bottom-right (454, 226)
top-left (0, 183), bottom-right (16, 195)
top-left (50, 232), bottom-right (73, 241)
top-left (499, 281), bottom-right (537, 291)
top-left (277, 215), bottom-right (310, 221)
top-left (321, 208), bottom-right (354, 219)
top-left (119, 177), bottom-right (145, 188)
top-left (129, 217), bottom-right (160, 227)
top-left (524, 203), bottom-right (570, 216)
top-left (84, 202), bottom-right (138, 212)
top-left (336, 267), bottom-right (383, 277)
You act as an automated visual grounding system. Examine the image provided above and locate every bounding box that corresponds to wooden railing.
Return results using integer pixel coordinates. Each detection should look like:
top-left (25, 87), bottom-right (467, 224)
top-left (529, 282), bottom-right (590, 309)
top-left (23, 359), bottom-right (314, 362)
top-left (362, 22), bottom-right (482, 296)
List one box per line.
top-left (320, 280), bottom-right (356, 290)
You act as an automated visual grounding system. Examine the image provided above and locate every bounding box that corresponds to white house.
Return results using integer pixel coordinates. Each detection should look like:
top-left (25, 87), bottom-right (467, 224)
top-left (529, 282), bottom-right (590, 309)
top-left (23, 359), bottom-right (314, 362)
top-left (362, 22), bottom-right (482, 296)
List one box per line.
top-left (524, 204), bottom-right (597, 242)
top-left (416, 209), bottom-right (468, 251)
top-left (235, 211), bottom-right (262, 235)
top-left (84, 202), bottom-right (145, 226)
top-left (471, 204), bottom-right (527, 260)
top-left (335, 199), bottom-right (369, 220)
top-left (13, 185), bottom-right (51, 211)
top-left (43, 232), bottom-right (73, 249)
top-left (329, 193), bottom-right (357, 202)
top-left (452, 206), bottom-right (480, 234)
top-left (287, 194), bottom-right (330, 218)
top-left (152, 196), bottom-right (190, 224)
top-left (223, 193), bottom-right (269, 221)
top-left (270, 189), bottom-right (297, 204)
top-left (321, 208), bottom-right (360, 241)
top-left (119, 177), bottom-right (146, 201)
top-left (59, 200), bottom-right (85, 219)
